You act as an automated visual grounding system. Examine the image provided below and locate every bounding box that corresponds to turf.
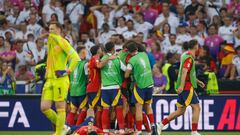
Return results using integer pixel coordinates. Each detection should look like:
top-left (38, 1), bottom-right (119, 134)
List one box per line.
top-left (0, 131), bottom-right (239, 135)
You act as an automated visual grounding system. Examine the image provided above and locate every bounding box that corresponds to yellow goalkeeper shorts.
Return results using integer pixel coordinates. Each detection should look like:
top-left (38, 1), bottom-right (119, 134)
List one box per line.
top-left (42, 76), bottom-right (69, 102)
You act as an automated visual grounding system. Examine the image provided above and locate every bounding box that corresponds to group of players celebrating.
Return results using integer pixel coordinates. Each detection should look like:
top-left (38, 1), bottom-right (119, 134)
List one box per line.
top-left (40, 22), bottom-right (205, 135)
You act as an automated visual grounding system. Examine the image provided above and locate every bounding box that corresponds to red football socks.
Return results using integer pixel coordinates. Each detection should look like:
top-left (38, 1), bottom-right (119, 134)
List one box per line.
top-left (136, 120), bottom-right (143, 131)
top-left (147, 113), bottom-right (155, 125)
top-left (66, 112), bottom-right (75, 126)
top-left (76, 110), bottom-right (87, 125)
top-left (116, 107), bottom-right (125, 129)
top-left (102, 108), bottom-right (110, 130)
top-left (162, 118), bottom-right (169, 126)
top-left (127, 111), bottom-right (134, 129)
top-left (96, 110), bottom-right (102, 129)
top-left (143, 113), bottom-right (151, 132)
top-left (192, 123), bottom-right (198, 131)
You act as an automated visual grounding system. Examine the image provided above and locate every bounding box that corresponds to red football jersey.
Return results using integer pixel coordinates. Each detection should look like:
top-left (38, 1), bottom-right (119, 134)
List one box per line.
top-left (86, 55), bottom-right (101, 93)
top-left (75, 126), bottom-right (104, 135)
top-left (182, 52), bottom-right (193, 91)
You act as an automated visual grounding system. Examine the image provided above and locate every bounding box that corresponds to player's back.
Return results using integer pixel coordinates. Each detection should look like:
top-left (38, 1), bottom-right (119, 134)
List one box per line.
top-left (87, 55), bottom-right (101, 93)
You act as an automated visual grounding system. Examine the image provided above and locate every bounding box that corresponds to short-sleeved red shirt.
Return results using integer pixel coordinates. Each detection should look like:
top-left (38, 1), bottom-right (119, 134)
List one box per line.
top-left (86, 55), bottom-right (101, 93)
top-left (182, 53), bottom-right (193, 91)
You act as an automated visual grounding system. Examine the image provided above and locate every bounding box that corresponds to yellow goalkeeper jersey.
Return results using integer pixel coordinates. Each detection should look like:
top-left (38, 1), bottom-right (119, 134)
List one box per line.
top-left (46, 33), bottom-right (79, 79)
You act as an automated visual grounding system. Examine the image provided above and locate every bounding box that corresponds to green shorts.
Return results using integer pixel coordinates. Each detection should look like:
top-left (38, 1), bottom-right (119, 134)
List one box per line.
top-left (41, 76), bottom-right (69, 102)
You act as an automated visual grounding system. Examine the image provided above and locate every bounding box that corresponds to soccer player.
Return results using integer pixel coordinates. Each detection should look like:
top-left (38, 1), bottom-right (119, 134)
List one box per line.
top-left (100, 42), bottom-right (126, 134)
top-left (86, 45), bottom-right (115, 129)
top-left (125, 41), bottom-right (157, 135)
top-left (157, 40), bottom-right (205, 135)
top-left (40, 22), bottom-right (80, 135)
top-left (66, 46), bottom-right (88, 126)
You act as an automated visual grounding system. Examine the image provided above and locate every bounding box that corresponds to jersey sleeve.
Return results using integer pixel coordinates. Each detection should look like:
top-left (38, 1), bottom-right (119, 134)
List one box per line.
top-left (183, 58), bottom-right (192, 71)
top-left (49, 33), bottom-right (80, 72)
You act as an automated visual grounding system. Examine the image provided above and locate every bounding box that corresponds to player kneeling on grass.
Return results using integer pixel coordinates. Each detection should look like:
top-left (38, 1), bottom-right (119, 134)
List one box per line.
top-left (100, 42), bottom-right (126, 134)
top-left (66, 46), bottom-right (88, 126)
top-left (40, 22), bottom-right (80, 135)
top-left (157, 40), bottom-right (205, 135)
top-left (125, 41), bottom-right (157, 135)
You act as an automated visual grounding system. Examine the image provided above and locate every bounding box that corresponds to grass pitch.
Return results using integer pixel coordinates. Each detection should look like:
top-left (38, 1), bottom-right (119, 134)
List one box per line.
top-left (0, 131), bottom-right (239, 135)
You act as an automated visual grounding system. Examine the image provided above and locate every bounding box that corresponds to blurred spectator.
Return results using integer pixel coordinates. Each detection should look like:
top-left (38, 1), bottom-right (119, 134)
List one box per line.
top-left (34, 38), bottom-right (46, 63)
top-left (197, 21), bottom-right (208, 40)
top-left (150, 41), bottom-right (164, 65)
top-left (123, 20), bottom-right (137, 40)
top-left (162, 52), bottom-right (178, 94)
top-left (115, 17), bottom-right (127, 34)
top-left (233, 19), bottom-right (240, 48)
top-left (42, 0), bottom-right (57, 26)
top-left (176, 4), bottom-right (187, 24)
top-left (15, 39), bottom-right (27, 73)
top-left (232, 46), bottom-right (240, 80)
top-left (115, 34), bottom-right (124, 51)
top-left (218, 16), bottom-right (235, 44)
top-left (90, 4), bottom-right (118, 30)
top-left (134, 12), bottom-right (153, 40)
top-left (141, 0), bottom-right (158, 24)
top-left (66, 0), bottom-right (84, 31)
top-left (189, 25), bottom-right (204, 46)
top-left (176, 24), bottom-right (191, 45)
top-left (205, 24), bottom-right (224, 61)
top-left (27, 13), bottom-right (42, 38)
top-left (6, 4), bottom-right (23, 25)
top-left (115, 4), bottom-right (133, 21)
top-left (161, 23), bottom-right (171, 38)
top-left (166, 34), bottom-right (182, 55)
top-left (81, 32), bottom-right (95, 60)
top-left (97, 23), bottom-right (116, 45)
top-left (152, 64), bottom-right (167, 94)
top-left (211, 15), bottom-right (222, 29)
top-left (18, 0), bottom-right (31, 23)
top-left (0, 39), bottom-right (16, 69)
top-left (185, 0), bottom-right (201, 19)
top-left (154, 0), bottom-right (179, 34)
top-left (0, 36), bottom-right (10, 54)
top-left (198, 45), bottom-right (217, 73)
top-left (220, 45), bottom-right (235, 79)
top-left (63, 17), bottom-right (78, 47)
top-left (15, 64), bottom-right (34, 81)
top-left (206, 0), bottom-right (223, 19)
top-left (0, 61), bottom-right (16, 95)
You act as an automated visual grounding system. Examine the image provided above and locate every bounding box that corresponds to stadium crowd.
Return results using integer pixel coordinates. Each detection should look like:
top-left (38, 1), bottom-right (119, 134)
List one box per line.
top-left (0, 0), bottom-right (240, 95)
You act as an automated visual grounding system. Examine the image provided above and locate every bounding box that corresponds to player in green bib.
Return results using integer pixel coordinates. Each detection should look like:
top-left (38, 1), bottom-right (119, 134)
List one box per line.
top-left (100, 42), bottom-right (126, 134)
top-left (157, 40), bottom-right (205, 135)
top-left (125, 41), bottom-right (157, 135)
top-left (66, 46), bottom-right (88, 126)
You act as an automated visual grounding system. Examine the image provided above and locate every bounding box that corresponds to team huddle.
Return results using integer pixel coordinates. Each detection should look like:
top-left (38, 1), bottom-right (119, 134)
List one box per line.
top-left (40, 22), bottom-right (205, 135)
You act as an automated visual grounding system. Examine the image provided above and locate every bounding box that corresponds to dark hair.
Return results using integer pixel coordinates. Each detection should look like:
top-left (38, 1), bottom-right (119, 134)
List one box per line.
top-left (166, 52), bottom-right (174, 60)
top-left (51, 13), bottom-right (59, 21)
top-left (188, 40), bottom-right (198, 49)
top-left (220, 7), bottom-right (227, 13)
top-left (117, 34), bottom-right (125, 42)
top-left (88, 131), bottom-right (98, 135)
top-left (136, 12), bottom-right (144, 19)
top-left (202, 45), bottom-right (210, 55)
top-left (76, 45), bottom-right (86, 53)
top-left (207, 24), bottom-right (217, 31)
top-left (90, 45), bottom-right (101, 56)
top-left (119, 16), bottom-right (126, 22)
top-left (235, 46), bottom-right (240, 50)
top-left (137, 43), bottom-right (146, 52)
top-left (162, 0), bottom-right (170, 4)
top-left (127, 19), bottom-right (134, 24)
top-left (105, 42), bottom-right (115, 53)
top-left (49, 21), bottom-right (63, 30)
top-left (126, 41), bottom-right (138, 53)
top-left (162, 23), bottom-right (171, 34)
top-left (182, 41), bottom-right (189, 50)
